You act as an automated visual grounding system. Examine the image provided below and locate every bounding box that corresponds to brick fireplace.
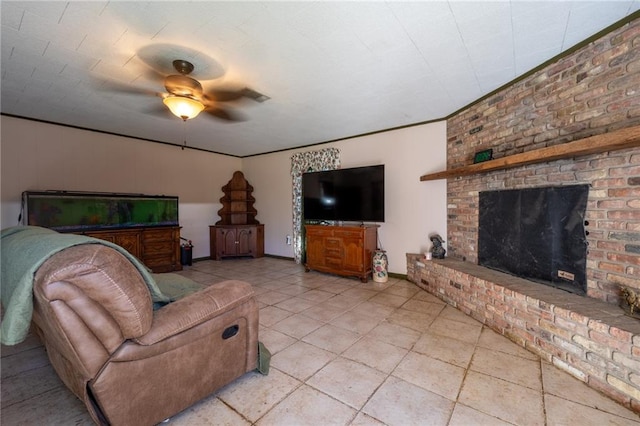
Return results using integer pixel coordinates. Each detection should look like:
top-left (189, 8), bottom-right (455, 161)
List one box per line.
top-left (408, 18), bottom-right (640, 412)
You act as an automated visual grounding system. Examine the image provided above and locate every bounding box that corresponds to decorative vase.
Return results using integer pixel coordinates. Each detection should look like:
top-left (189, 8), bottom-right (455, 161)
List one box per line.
top-left (372, 250), bottom-right (388, 283)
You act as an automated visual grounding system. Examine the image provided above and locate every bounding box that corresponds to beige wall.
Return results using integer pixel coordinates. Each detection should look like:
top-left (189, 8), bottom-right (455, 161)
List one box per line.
top-left (2, 116), bottom-right (447, 273)
top-left (1, 116), bottom-right (241, 258)
top-left (242, 121), bottom-right (447, 274)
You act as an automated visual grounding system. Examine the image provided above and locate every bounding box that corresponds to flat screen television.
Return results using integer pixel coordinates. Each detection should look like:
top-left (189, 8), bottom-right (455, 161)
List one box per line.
top-left (302, 165), bottom-right (384, 222)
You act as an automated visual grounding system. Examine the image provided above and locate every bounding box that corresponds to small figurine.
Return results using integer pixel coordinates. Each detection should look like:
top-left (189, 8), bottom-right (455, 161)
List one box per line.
top-left (430, 234), bottom-right (446, 259)
top-left (621, 286), bottom-right (640, 316)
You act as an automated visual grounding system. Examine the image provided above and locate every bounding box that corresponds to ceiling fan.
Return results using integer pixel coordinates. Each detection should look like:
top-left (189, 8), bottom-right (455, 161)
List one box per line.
top-left (103, 59), bottom-right (268, 122)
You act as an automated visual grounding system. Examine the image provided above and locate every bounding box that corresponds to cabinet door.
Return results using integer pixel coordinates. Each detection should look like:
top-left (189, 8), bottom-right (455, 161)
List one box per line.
top-left (342, 236), bottom-right (365, 273)
top-left (219, 228), bottom-right (238, 257)
top-left (236, 227), bottom-right (253, 256)
top-left (113, 233), bottom-right (141, 258)
top-left (85, 230), bottom-right (141, 258)
top-left (306, 233), bottom-right (327, 268)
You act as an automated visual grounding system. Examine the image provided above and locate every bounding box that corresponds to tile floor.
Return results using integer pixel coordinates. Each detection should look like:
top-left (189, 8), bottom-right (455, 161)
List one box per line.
top-left (2, 257), bottom-right (640, 425)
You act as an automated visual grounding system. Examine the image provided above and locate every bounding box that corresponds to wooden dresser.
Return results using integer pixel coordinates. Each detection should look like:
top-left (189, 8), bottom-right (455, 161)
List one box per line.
top-left (304, 224), bottom-right (379, 282)
top-left (80, 226), bottom-right (182, 273)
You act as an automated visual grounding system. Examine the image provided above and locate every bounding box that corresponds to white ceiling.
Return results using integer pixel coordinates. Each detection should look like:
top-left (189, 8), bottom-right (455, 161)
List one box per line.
top-left (2, 1), bottom-right (638, 157)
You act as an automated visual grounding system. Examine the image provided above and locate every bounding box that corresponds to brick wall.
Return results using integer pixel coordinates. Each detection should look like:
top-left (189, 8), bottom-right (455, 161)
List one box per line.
top-left (406, 255), bottom-right (640, 413)
top-left (445, 18), bottom-right (640, 304)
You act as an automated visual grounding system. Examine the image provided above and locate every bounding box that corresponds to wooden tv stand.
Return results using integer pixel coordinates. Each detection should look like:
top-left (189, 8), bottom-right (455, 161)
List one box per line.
top-left (304, 224), bottom-right (379, 282)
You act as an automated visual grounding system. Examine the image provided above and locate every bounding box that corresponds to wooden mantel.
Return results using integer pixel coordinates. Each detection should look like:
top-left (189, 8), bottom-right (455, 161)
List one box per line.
top-left (420, 125), bottom-right (640, 181)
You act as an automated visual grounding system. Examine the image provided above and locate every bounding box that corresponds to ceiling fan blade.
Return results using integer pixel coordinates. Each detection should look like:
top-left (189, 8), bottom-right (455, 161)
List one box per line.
top-left (96, 79), bottom-right (163, 98)
top-left (205, 87), bottom-right (270, 103)
top-left (203, 90), bottom-right (246, 103)
top-left (204, 106), bottom-right (246, 122)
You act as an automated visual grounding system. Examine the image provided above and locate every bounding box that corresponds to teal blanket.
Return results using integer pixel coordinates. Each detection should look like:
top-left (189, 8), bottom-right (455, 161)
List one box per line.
top-left (0, 226), bottom-right (184, 345)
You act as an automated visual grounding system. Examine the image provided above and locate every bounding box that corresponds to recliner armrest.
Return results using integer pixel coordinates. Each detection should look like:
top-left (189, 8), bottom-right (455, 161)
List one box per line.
top-left (133, 280), bottom-right (255, 346)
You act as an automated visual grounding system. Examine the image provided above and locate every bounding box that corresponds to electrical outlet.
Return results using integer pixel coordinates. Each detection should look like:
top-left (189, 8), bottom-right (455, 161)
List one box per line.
top-left (286, 235), bottom-right (291, 245)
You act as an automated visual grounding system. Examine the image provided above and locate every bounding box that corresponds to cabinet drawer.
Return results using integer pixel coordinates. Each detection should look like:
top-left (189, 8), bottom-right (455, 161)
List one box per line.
top-left (325, 238), bottom-right (341, 248)
top-left (306, 227), bottom-right (334, 237)
top-left (144, 241), bottom-right (174, 256)
top-left (333, 230), bottom-right (362, 238)
top-left (325, 257), bottom-right (342, 268)
top-left (143, 228), bottom-right (175, 242)
top-left (325, 247), bottom-right (342, 257)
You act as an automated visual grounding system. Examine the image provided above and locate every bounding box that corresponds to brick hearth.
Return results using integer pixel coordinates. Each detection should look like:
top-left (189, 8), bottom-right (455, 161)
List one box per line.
top-left (407, 254), bottom-right (640, 413)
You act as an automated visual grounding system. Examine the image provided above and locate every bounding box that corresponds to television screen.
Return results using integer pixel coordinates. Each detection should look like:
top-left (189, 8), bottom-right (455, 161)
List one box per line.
top-left (302, 165), bottom-right (384, 222)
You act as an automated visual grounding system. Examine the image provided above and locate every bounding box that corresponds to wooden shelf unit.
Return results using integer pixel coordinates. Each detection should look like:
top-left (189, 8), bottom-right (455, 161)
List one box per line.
top-left (420, 125), bottom-right (640, 181)
top-left (211, 171), bottom-right (264, 259)
top-left (216, 171), bottom-right (259, 226)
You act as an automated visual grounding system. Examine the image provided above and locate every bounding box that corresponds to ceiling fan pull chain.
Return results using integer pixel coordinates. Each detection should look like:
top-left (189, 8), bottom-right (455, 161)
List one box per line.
top-left (182, 119), bottom-right (187, 150)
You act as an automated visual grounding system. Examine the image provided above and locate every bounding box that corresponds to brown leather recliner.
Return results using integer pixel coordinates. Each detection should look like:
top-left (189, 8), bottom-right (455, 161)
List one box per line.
top-left (30, 243), bottom-right (259, 426)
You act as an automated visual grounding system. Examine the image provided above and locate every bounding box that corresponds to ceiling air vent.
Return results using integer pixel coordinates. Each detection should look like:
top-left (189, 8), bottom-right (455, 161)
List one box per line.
top-left (242, 88), bottom-right (270, 103)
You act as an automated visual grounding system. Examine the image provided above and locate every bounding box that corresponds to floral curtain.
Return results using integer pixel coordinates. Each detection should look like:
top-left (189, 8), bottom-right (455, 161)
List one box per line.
top-left (290, 148), bottom-right (341, 263)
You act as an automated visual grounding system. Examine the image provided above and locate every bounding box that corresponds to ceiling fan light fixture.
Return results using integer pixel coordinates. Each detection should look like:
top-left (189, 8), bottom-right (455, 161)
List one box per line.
top-left (163, 95), bottom-right (205, 120)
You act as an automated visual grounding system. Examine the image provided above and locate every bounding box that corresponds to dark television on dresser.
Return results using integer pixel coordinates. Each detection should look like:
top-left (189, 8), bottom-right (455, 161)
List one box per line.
top-left (302, 165), bottom-right (385, 222)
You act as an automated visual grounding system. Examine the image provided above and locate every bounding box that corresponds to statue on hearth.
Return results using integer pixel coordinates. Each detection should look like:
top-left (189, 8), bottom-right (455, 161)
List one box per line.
top-left (429, 234), bottom-right (446, 259)
top-left (620, 286), bottom-right (640, 317)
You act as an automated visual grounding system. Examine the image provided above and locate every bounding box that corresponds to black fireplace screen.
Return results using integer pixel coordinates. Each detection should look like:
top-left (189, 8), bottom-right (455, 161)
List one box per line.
top-left (478, 184), bottom-right (589, 294)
